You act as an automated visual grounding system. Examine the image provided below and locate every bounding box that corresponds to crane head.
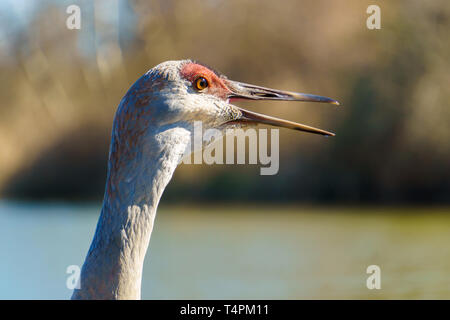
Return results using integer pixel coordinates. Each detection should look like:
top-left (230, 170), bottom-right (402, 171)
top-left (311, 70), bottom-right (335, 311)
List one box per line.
top-left (178, 60), bottom-right (339, 136)
top-left (117, 60), bottom-right (339, 143)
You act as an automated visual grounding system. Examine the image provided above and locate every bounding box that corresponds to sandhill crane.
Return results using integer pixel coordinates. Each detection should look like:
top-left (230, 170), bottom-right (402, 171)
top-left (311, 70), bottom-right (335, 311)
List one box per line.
top-left (71, 60), bottom-right (339, 299)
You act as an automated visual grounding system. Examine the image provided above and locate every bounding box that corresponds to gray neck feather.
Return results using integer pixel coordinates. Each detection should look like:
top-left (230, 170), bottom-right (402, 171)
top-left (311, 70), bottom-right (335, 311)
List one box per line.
top-left (72, 125), bottom-right (190, 300)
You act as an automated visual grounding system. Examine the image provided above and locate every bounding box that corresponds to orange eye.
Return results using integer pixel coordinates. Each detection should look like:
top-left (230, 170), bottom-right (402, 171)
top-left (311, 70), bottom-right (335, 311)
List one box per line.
top-left (195, 77), bottom-right (209, 90)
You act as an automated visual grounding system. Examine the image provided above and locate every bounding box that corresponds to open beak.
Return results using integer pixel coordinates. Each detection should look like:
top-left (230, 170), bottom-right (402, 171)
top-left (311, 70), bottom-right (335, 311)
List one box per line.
top-left (225, 80), bottom-right (339, 136)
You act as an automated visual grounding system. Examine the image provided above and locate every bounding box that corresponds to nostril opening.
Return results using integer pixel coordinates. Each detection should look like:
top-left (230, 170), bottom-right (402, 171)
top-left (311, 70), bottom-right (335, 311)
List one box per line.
top-left (254, 92), bottom-right (279, 98)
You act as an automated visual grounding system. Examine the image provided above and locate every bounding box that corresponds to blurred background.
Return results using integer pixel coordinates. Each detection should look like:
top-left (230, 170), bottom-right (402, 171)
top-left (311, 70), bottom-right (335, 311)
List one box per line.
top-left (0, 0), bottom-right (449, 299)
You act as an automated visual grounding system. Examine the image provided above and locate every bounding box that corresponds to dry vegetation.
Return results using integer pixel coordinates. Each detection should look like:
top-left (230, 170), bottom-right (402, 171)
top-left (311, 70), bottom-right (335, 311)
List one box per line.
top-left (0, 0), bottom-right (449, 203)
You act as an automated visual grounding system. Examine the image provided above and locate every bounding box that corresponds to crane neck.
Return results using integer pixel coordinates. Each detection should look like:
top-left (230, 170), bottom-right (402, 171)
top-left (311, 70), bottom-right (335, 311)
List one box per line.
top-left (71, 124), bottom-right (191, 300)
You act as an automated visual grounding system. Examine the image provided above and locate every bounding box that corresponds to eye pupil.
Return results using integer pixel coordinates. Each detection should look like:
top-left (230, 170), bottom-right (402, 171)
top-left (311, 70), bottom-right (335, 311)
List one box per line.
top-left (196, 77), bottom-right (208, 90)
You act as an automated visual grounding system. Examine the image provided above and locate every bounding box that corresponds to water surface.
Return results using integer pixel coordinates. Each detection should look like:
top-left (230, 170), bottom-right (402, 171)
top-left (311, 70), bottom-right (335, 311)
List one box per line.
top-left (0, 201), bottom-right (449, 299)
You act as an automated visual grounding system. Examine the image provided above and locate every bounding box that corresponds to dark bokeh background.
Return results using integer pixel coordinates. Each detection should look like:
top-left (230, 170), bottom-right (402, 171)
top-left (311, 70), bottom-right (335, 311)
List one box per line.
top-left (0, 0), bottom-right (449, 204)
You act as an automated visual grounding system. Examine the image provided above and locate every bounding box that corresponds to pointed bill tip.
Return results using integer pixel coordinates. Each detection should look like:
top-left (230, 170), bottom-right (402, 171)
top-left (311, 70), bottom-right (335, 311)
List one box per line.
top-left (308, 94), bottom-right (339, 106)
top-left (331, 100), bottom-right (340, 106)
